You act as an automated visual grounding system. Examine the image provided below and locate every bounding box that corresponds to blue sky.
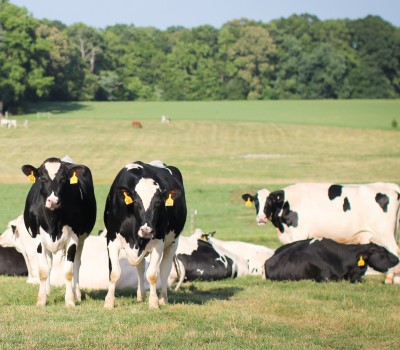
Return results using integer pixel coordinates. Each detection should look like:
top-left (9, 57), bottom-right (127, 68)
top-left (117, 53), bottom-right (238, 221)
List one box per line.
top-left (9, 0), bottom-right (400, 29)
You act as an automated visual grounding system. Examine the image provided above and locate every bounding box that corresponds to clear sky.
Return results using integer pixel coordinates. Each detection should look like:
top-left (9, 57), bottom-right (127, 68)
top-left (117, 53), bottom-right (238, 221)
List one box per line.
top-left (9, 0), bottom-right (400, 29)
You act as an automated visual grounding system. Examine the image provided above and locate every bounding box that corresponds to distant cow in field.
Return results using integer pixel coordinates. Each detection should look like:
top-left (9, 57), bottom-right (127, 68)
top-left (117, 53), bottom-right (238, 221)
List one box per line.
top-left (131, 120), bottom-right (143, 128)
top-left (161, 115), bottom-right (171, 124)
top-left (265, 238), bottom-right (399, 282)
top-left (104, 160), bottom-right (187, 309)
top-left (22, 157), bottom-right (96, 307)
top-left (242, 182), bottom-right (400, 283)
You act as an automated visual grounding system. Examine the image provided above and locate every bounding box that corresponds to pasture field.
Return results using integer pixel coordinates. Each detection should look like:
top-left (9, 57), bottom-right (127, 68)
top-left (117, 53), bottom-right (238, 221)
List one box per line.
top-left (0, 100), bottom-right (399, 349)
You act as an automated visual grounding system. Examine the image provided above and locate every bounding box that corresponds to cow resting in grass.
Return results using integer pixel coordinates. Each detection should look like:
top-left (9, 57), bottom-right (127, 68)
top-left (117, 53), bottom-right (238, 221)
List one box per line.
top-left (242, 182), bottom-right (400, 283)
top-left (168, 234), bottom-right (241, 290)
top-left (104, 160), bottom-right (186, 309)
top-left (265, 238), bottom-right (399, 282)
top-left (22, 157), bottom-right (96, 306)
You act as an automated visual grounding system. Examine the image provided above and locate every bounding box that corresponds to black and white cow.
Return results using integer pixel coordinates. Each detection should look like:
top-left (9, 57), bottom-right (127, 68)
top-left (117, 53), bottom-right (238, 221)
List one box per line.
top-left (0, 246), bottom-right (28, 276)
top-left (265, 238), bottom-right (399, 282)
top-left (169, 235), bottom-right (239, 290)
top-left (103, 160), bottom-right (187, 309)
top-left (243, 182), bottom-right (400, 283)
top-left (22, 157), bottom-right (96, 306)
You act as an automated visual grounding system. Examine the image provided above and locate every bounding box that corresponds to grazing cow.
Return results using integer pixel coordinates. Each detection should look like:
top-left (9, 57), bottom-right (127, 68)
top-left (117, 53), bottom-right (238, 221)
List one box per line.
top-left (242, 182), bottom-right (400, 283)
top-left (104, 160), bottom-right (187, 309)
top-left (168, 234), bottom-right (239, 290)
top-left (192, 229), bottom-right (275, 277)
top-left (161, 115), bottom-right (171, 124)
top-left (265, 238), bottom-right (399, 282)
top-left (0, 246), bottom-right (28, 276)
top-left (131, 120), bottom-right (143, 128)
top-left (22, 157), bottom-right (96, 306)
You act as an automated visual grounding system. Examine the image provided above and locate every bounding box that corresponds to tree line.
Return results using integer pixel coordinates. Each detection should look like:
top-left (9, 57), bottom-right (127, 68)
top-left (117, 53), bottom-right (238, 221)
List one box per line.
top-left (1, 0), bottom-right (399, 113)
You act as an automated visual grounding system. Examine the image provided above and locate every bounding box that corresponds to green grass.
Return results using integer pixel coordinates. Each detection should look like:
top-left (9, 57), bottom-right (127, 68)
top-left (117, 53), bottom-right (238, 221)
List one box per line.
top-left (0, 100), bottom-right (399, 349)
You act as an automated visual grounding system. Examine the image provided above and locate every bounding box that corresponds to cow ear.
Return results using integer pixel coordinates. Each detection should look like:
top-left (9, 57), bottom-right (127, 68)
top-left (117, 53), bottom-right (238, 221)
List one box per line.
top-left (164, 189), bottom-right (181, 207)
top-left (242, 194), bottom-right (254, 207)
top-left (117, 187), bottom-right (134, 205)
top-left (11, 225), bottom-right (17, 234)
top-left (22, 165), bottom-right (38, 183)
top-left (68, 165), bottom-right (86, 185)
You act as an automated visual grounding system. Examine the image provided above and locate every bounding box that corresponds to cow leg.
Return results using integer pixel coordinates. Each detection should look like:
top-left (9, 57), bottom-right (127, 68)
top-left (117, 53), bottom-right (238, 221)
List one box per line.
top-left (36, 243), bottom-right (51, 307)
top-left (136, 259), bottom-right (146, 302)
top-left (146, 242), bottom-right (164, 309)
top-left (72, 234), bottom-right (87, 302)
top-left (159, 240), bottom-right (179, 306)
top-left (64, 237), bottom-right (78, 308)
top-left (104, 238), bottom-right (121, 309)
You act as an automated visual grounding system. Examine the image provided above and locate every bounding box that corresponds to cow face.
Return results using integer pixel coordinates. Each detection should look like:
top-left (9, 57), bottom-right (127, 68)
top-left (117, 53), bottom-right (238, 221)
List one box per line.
top-left (22, 158), bottom-right (85, 211)
top-left (118, 178), bottom-right (181, 240)
top-left (242, 189), bottom-right (270, 225)
top-left (362, 244), bottom-right (399, 272)
top-left (265, 190), bottom-right (285, 221)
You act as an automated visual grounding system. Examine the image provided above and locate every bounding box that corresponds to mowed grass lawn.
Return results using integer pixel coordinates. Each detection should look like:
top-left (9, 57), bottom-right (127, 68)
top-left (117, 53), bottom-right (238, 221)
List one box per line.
top-left (0, 100), bottom-right (399, 349)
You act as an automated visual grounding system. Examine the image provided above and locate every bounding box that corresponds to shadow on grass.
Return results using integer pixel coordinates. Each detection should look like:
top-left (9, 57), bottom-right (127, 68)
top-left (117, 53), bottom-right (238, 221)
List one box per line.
top-left (25, 102), bottom-right (91, 115)
top-left (83, 283), bottom-right (243, 305)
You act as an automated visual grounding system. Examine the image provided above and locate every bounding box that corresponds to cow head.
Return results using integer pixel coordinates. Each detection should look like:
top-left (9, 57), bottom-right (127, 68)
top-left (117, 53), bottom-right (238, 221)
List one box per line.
top-left (360, 244), bottom-right (399, 273)
top-left (22, 158), bottom-right (86, 211)
top-left (242, 189), bottom-right (270, 225)
top-left (117, 178), bottom-right (181, 240)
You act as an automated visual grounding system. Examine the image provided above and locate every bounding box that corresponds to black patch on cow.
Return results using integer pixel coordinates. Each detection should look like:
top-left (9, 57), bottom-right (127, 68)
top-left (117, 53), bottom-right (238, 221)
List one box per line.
top-left (397, 191), bottom-right (400, 200)
top-left (266, 190), bottom-right (286, 233)
top-left (328, 184), bottom-right (342, 200)
top-left (375, 193), bottom-right (389, 213)
top-left (343, 197), bottom-right (351, 212)
top-left (67, 244), bottom-right (77, 262)
top-left (37, 243), bottom-right (42, 254)
top-left (281, 201), bottom-right (298, 228)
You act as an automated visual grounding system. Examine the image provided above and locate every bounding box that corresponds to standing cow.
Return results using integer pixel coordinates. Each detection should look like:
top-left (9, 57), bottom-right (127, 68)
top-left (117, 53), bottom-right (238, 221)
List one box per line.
top-left (104, 160), bottom-right (187, 309)
top-left (242, 182), bottom-right (400, 283)
top-left (22, 157), bottom-right (96, 306)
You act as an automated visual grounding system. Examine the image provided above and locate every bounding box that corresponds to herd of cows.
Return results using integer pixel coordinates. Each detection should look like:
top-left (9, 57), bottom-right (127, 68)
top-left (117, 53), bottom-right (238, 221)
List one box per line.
top-left (0, 157), bottom-right (399, 309)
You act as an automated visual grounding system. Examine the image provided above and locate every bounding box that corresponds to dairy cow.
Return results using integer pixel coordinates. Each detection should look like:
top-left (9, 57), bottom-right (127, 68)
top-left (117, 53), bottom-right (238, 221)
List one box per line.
top-left (242, 182), bottom-right (400, 283)
top-left (169, 235), bottom-right (239, 290)
top-left (191, 229), bottom-right (274, 277)
top-left (265, 238), bottom-right (399, 282)
top-left (22, 157), bottom-right (96, 306)
top-left (104, 160), bottom-right (186, 309)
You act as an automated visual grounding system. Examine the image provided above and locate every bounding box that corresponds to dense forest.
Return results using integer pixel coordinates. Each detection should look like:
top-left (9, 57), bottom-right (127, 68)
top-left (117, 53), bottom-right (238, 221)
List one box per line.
top-left (1, 0), bottom-right (399, 112)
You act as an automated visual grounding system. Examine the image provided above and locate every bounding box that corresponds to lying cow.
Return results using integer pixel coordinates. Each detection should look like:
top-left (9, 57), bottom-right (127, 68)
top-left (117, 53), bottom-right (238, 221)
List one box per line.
top-left (265, 238), bottom-right (399, 282)
top-left (104, 160), bottom-right (187, 309)
top-left (22, 157), bottom-right (96, 306)
top-left (0, 246), bottom-right (27, 276)
top-left (191, 229), bottom-right (274, 277)
top-left (243, 182), bottom-right (400, 283)
top-left (0, 216), bottom-right (148, 290)
top-left (169, 234), bottom-right (240, 290)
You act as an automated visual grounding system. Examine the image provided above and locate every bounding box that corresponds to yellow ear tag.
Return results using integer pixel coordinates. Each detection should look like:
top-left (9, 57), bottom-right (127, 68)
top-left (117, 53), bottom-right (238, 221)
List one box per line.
top-left (123, 192), bottom-right (133, 205)
top-left (245, 198), bottom-right (252, 207)
top-left (70, 172), bottom-right (78, 185)
top-left (358, 256), bottom-right (365, 267)
top-left (28, 171), bottom-right (36, 184)
top-left (165, 193), bottom-right (174, 207)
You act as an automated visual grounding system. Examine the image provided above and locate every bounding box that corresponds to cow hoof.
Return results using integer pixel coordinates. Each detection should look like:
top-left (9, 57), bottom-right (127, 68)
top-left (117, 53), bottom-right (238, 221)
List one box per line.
top-left (149, 296), bottom-right (159, 309)
top-left (36, 295), bottom-right (47, 307)
top-left (384, 276), bottom-right (393, 284)
top-left (159, 297), bottom-right (167, 306)
top-left (65, 302), bottom-right (76, 308)
top-left (36, 300), bottom-right (46, 307)
top-left (393, 275), bottom-right (400, 284)
top-left (104, 298), bottom-right (115, 310)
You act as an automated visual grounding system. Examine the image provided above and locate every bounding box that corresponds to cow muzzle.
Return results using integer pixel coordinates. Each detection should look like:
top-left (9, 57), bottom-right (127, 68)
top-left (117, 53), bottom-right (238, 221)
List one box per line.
top-left (45, 194), bottom-right (60, 210)
top-left (138, 224), bottom-right (153, 239)
top-left (256, 214), bottom-right (267, 226)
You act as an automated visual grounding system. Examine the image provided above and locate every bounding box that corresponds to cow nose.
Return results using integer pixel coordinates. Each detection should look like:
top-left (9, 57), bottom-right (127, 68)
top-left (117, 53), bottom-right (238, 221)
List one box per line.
top-left (46, 198), bottom-right (59, 209)
top-left (138, 224), bottom-right (153, 239)
top-left (257, 214), bottom-right (267, 225)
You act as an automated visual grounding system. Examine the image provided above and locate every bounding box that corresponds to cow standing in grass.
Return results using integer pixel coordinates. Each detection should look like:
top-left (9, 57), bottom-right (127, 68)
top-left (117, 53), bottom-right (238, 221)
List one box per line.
top-left (104, 160), bottom-right (186, 309)
top-left (22, 157), bottom-right (96, 306)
